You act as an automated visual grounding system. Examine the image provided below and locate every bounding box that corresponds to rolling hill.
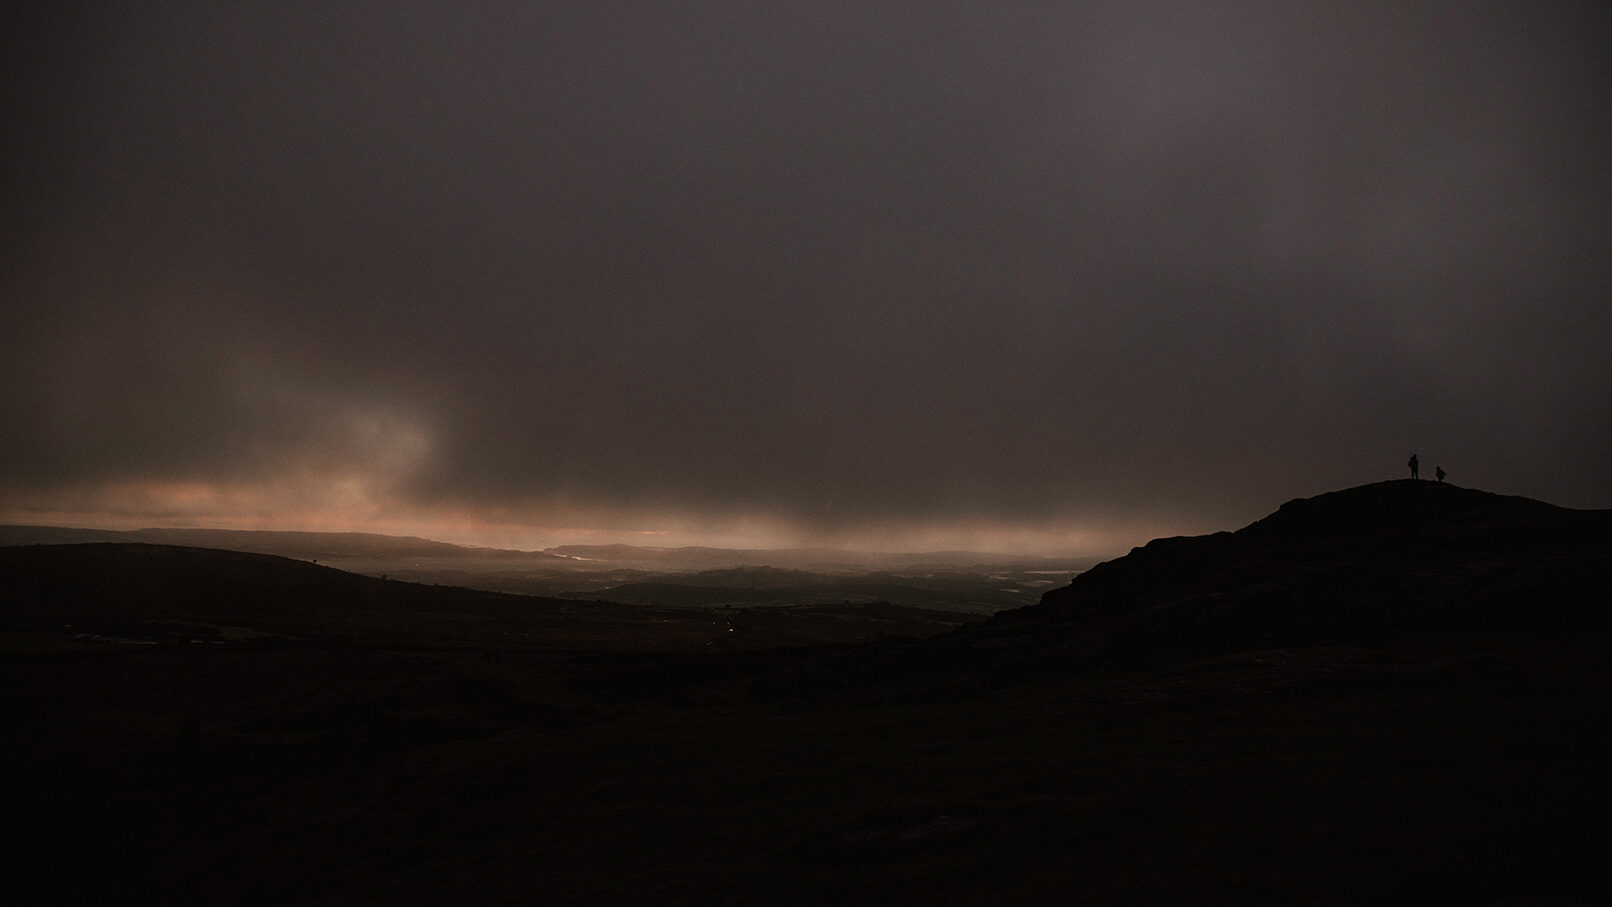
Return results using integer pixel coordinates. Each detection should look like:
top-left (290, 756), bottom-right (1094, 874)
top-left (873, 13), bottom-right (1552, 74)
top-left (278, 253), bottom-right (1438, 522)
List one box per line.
top-left (4, 480), bottom-right (1608, 904)
top-left (956, 479), bottom-right (1612, 671)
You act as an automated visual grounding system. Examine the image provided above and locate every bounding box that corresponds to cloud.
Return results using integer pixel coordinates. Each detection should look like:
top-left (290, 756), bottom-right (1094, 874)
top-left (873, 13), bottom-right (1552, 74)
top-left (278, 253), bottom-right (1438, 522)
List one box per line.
top-left (4, 2), bottom-right (1610, 554)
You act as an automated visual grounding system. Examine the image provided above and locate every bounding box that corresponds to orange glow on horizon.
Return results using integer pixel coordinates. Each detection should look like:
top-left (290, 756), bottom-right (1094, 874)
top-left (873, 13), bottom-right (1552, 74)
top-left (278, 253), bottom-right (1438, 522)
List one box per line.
top-left (0, 475), bottom-right (1198, 558)
top-left (1, 512), bottom-right (1180, 563)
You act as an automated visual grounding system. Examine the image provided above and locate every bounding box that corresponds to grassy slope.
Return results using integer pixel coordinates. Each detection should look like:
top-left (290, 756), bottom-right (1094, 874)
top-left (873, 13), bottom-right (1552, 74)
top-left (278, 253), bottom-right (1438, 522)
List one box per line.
top-left (5, 483), bottom-right (1610, 904)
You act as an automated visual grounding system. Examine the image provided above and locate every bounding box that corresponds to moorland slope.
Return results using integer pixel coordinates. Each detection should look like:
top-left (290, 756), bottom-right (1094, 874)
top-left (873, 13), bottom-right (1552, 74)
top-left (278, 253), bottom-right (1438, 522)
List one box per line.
top-left (5, 480), bottom-right (1608, 904)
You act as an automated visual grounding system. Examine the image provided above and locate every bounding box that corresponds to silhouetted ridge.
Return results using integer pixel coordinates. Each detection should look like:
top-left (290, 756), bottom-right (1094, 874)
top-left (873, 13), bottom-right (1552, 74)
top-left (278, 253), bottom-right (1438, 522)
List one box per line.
top-left (1241, 479), bottom-right (1565, 541)
top-left (961, 482), bottom-right (1611, 670)
top-left (0, 543), bottom-right (572, 643)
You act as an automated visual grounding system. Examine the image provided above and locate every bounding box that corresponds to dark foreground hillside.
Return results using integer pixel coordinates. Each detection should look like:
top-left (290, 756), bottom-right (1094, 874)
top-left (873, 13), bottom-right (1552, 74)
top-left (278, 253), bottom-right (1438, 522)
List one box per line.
top-left (4, 482), bottom-right (1610, 904)
top-left (916, 480), bottom-right (1612, 680)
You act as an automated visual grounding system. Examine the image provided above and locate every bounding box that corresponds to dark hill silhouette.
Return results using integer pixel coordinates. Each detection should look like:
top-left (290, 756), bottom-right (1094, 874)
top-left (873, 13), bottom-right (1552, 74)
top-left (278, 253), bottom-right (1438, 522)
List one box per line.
top-left (1008, 482), bottom-right (1606, 641)
top-left (834, 481), bottom-right (1612, 690)
top-left (0, 524), bottom-right (571, 562)
top-left (0, 542), bottom-right (580, 645)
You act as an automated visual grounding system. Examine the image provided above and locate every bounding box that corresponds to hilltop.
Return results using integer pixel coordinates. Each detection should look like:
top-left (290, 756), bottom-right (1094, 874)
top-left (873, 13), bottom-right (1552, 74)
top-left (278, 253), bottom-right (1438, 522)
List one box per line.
top-left (969, 479), bottom-right (1612, 666)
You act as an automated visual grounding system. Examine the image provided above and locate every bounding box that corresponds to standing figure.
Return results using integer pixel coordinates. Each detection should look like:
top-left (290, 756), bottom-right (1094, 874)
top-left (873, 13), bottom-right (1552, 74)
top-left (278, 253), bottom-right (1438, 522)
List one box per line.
top-left (1408, 453), bottom-right (1419, 479)
top-left (1435, 466), bottom-right (1446, 483)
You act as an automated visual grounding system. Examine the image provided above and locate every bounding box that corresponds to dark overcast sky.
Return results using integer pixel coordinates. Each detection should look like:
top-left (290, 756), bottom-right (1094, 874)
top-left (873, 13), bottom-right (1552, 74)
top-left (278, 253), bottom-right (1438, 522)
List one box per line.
top-left (4, 1), bottom-right (1609, 553)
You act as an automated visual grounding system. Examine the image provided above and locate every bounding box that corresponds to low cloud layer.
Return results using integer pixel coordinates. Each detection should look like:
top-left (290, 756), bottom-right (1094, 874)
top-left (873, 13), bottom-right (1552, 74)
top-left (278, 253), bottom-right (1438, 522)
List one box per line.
top-left (4, 2), bottom-right (1609, 554)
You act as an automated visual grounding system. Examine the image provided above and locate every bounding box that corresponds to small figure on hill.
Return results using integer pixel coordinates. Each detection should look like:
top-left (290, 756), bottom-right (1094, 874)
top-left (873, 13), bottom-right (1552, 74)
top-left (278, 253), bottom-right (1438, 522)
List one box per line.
top-left (1435, 466), bottom-right (1446, 483)
top-left (1408, 453), bottom-right (1419, 480)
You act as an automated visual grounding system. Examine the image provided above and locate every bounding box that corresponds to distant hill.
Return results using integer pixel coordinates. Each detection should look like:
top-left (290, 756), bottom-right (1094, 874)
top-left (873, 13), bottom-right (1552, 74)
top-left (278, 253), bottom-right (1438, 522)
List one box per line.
top-left (0, 542), bottom-right (979, 649)
top-left (2, 526), bottom-right (1089, 575)
top-left (0, 542), bottom-right (580, 645)
top-left (1, 526), bottom-right (1092, 608)
top-left (0, 525), bottom-right (567, 563)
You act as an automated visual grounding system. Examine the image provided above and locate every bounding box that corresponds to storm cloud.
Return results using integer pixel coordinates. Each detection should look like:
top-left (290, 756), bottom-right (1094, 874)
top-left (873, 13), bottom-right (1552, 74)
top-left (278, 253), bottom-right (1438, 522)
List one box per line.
top-left (4, 1), bottom-right (1609, 553)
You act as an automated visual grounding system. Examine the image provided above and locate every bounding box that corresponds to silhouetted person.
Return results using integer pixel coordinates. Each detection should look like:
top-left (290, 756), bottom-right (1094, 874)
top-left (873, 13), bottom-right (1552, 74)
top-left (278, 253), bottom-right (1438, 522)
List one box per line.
top-left (1435, 466), bottom-right (1446, 483)
top-left (1408, 453), bottom-right (1419, 479)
